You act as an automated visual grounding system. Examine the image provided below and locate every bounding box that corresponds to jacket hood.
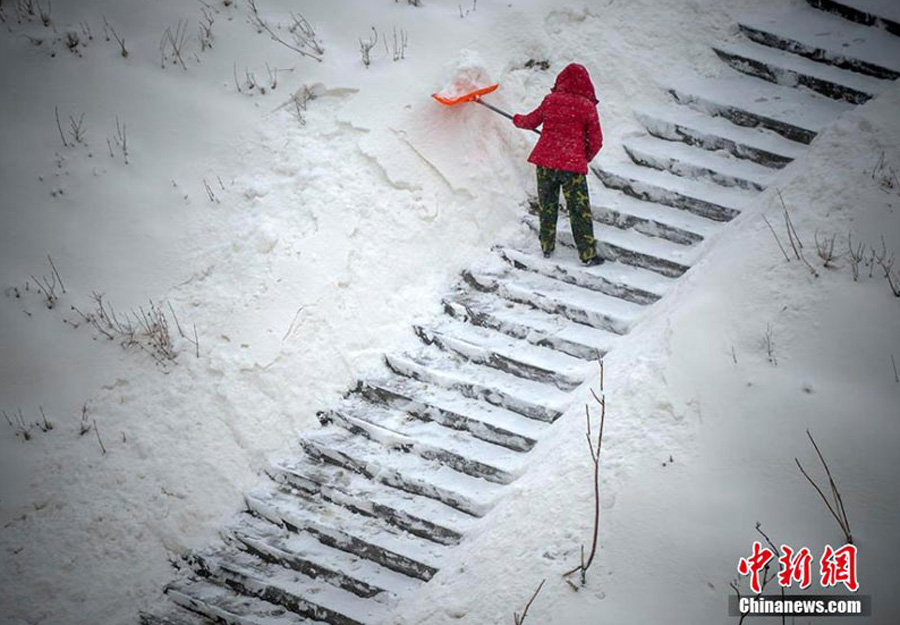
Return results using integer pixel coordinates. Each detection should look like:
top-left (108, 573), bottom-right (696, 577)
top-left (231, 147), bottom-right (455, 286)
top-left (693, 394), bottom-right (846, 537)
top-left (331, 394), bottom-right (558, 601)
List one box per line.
top-left (551, 63), bottom-right (598, 104)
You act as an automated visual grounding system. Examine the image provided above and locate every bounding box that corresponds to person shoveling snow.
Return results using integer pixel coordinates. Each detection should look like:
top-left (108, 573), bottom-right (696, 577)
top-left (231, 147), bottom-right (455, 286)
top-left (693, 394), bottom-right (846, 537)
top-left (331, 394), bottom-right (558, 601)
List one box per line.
top-left (432, 61), bottom-right (604, 265)
top-left (513, 63), bottom-right (604, 266)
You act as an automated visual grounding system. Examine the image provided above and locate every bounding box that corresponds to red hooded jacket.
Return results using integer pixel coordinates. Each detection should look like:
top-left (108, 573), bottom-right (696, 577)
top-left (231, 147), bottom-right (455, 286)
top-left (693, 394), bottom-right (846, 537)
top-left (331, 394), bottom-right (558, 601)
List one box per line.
top-left (513, 63), bottom-right (603, 174)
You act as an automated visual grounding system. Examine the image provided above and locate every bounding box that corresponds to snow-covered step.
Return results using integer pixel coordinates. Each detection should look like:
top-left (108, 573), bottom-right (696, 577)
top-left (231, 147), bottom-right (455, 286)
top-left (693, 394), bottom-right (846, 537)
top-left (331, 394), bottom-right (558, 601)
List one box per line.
top-left (807, 0), bottom-right (900, 38)
top-left (623, 134), bottom-right (777, 191)
top-left (524, 216), bottom-right (693, 278)
top-left (186, 548), bottom-right (387, 625)
top-left (496, 245), bottom-right (670, 305)
top-left (296, 428), bottom-right (503, 517)
top-left (166, 578), bottom-right (322, 625)
top-left (462, 268), bottom-right (644, 335)
top-left (593, 160), bottom-right (750, 222)
top-left (443, 291), bottom-right (619, 361)
top-left (667, 72), bottom-right (854, 144)
top-left (385, 349), bottom-right (572, 423)
top-left (590, 187), bottom-right (712, 245)
top-left (246, 485), bottom-right (448, 580)
top-left (740, 6), bottom-right (900, 79)
top-left (227, 513), bottom-right (421, 600)
top-left (414, 320), bottom-right (591, 390)
top-left (139, 610), bottom-right (213, 625)
top-left (712, 40), bottom-right (891, 103)
top-left (268, 452), bottom-right (477, 544)
top-left (354, 377), bottom-right (546, 453)
top-left (634, 103), bottom-right (806, 168)
top-left (323, 397), bottom-right (526, 484)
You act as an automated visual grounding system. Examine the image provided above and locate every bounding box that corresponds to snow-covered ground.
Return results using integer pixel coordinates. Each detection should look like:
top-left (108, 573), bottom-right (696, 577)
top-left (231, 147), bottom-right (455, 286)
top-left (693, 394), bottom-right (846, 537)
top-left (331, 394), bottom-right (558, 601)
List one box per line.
top-left (1, 0), bottom-right (897, 624)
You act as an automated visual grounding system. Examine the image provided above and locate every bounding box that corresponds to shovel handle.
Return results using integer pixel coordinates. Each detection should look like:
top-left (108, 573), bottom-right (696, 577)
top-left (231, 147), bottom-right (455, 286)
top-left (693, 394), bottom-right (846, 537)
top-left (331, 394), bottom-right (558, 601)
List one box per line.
top-left (475, 98), bottom-right (541, 135)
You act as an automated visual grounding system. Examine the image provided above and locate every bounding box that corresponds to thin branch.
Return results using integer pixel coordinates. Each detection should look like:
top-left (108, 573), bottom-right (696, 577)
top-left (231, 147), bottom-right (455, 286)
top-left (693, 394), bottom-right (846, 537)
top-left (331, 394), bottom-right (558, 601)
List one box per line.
top-left (513, 579), bottom-right (545, 625)
top-left (763, 214), bottom-right (790, 262)
top-left (93, 419), bottom-right (107, 454)
top-left (795, 430), bottom-right (852, 544)
top-left (55, 105), bottom-right (69, 147)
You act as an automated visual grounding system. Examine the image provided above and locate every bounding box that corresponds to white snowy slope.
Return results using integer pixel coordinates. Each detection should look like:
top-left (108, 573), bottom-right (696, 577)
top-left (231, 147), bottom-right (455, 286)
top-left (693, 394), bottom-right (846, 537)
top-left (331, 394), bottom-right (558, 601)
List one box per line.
top-left (1, 0), bottom-right (897, 624)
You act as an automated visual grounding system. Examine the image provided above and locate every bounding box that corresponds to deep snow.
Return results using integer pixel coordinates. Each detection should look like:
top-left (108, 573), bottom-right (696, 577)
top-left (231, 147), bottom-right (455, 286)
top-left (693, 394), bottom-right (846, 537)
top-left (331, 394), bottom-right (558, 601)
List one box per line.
top-left (1, 0), bottom-right (898, 624)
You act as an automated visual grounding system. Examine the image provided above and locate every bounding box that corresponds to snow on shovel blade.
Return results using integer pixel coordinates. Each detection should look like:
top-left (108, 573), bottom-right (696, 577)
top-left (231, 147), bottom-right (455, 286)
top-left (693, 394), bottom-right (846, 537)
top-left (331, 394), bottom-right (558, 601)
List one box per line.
top-left (431, 83), bottom-right (499, 106)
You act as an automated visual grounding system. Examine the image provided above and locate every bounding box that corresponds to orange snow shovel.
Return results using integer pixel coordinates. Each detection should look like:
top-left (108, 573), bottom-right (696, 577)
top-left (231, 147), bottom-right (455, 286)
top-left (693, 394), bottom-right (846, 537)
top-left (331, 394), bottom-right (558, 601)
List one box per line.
top-left (431, 83), bottom-right (541, 135)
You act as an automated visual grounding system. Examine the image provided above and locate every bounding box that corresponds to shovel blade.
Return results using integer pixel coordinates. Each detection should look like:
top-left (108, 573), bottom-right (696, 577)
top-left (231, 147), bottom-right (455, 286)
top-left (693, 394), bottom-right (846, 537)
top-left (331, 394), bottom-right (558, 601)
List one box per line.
top-left (431, 83), bottom-right (499, 106)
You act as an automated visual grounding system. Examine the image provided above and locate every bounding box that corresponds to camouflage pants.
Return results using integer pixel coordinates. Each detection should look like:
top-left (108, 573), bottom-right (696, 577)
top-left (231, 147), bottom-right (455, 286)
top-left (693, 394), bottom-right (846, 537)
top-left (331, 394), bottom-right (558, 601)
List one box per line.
top-left (536, 166), bottom-right (597, 263)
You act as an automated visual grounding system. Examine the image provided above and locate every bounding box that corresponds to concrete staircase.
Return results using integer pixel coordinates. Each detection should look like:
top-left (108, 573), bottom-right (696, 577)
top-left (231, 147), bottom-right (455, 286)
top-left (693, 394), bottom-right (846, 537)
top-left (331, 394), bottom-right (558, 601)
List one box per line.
top-left (140, 1), bottom-right (899, 623)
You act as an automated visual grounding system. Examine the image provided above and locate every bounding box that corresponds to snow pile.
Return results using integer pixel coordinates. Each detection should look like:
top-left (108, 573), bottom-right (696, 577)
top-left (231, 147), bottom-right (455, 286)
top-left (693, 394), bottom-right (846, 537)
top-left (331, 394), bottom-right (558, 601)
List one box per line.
top-left (433, 50), bottom-right (495, 99)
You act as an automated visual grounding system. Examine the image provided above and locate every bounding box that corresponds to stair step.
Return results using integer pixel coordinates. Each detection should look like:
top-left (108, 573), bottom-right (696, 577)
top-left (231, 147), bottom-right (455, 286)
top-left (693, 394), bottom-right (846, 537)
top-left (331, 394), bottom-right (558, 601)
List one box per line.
top-left (524, 216), bottom-right (692, 278)
top-left (667, 72), bottom-right (854, 144)
top-left (227, 513), bottom-right (421, 600)
top-left (414, 320), bottom-right (590, 390)
top-left (187, 549), bottom-right (386, 625)
top-left (496, 245), bottom-right (670, 305)
top-left (741, 5), bottom-right (900, 79)
top-left (806, 0), bottom-right (900, 38)
top-left (634, 103), bottom-right (806, 168)
top-left (385, 349), bottom-right (572, 423)
top-left (139, 610), bottom-right (214, 625)
top-left (444, 290), bottom-right (619, 361)
top-left (246, 484), bottom-right (448, 580)
top-left (590, 185), bottom-right (714, 245)
top-left (269, 451), bottom-right (477, 544)
top-left (354, 377), bottom-right (546, 452)
top-left (592, 160), bottom-right (750, 222)
top-left (324, 397), bottom-right (525, 484)
top-left (623, 134), bottom-right (777, 191)
top-left (296, 427), bottom-right (503, 517)
top-left (166, 578), bottom-right (324, 625)
top-left (462, 268), bottom-right (643, 336)
top-left (713, 40), bottom-right (890, 104)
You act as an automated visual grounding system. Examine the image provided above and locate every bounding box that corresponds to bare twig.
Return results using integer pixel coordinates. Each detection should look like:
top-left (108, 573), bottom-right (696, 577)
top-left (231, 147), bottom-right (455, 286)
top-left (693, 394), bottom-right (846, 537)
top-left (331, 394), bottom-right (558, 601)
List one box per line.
top-left (203, 178), bottom-right (219, 203)
top-left (247, 0), bottom-right (322, 61)
top-left (160, 20), bottom-right (188, 69)
top-left (359, 27), bottom-right (378, 68)
top-left (814, 230), bottom-right (838, 268)
top-left (762, 214), bottom-right (789, 262)
top-left (103, 17), bottom-right (128, 57)
top-left (199, 7), bottom-right (214, 51)
top-left (795, 429), bottom-right (853, 544)
top-left (67, 112), bottom-right (86, 144)
top-left (93, 419), bottom-right (106, 454)
top-left (36, 0), bottom-right (49, 26)
top-left (564, 361), bottom-right (605, 584)
top-left (763, 323), bottom-right (776, 366)
top-left (114, 116), bottom-right (128, 164)
top-left (778, 191), bottom-right (818, 277)
top-left (55, 105), bottom-right (69, 147)
top-left (288, 11), bottom-right (323, 56)
top-left (513, 579), bottom-right (545, 625)
top-left (47, 255), bottom-right (65, 293)
top-left (847, 233), bottom-right (864, 281)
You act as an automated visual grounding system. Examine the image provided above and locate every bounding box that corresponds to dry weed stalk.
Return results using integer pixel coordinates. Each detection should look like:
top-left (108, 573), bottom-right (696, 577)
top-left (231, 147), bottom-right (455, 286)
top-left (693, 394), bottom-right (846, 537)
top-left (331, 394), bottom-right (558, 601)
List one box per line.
top-left (513, 579), bottom-right (545, 625)
top-left (778, 190), bottom-right (818, 278)
top-left (359, 27), bottom-right (377, 68)
top-left (247, 0), bottom-right (322, 61)
top-left (814, 230), bottom-right (839, 268)
top-left (795, 429), bottom-right (853, 544)
top-left (563, 361), bottom-right (606, 586)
